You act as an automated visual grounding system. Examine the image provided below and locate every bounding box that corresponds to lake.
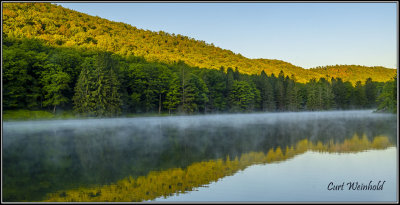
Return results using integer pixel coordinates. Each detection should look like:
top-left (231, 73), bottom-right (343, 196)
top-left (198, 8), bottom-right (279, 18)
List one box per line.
top-left (2, 110), bottom-right (397, 202)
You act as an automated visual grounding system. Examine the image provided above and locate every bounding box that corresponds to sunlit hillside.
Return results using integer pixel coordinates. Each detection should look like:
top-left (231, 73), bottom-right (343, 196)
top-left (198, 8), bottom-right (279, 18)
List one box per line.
top-left (2, 3), bottom-right (396, 83)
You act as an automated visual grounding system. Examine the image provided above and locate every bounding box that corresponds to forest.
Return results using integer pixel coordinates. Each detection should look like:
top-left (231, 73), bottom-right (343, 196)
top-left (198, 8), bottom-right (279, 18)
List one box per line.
top-left (3, 37), bottom-right (397, 117)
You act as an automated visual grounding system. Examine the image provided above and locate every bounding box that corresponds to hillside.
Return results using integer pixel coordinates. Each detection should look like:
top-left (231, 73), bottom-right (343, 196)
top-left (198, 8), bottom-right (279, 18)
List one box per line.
top-left (2, 2), bottom-right (396, 84)
top-left (309, 65), bottom-right (397, 84)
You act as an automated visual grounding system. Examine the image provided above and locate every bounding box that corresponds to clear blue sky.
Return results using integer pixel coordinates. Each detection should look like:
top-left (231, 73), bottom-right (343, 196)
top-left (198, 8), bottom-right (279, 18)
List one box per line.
top-left (58, 2), bottom-right (397, 69)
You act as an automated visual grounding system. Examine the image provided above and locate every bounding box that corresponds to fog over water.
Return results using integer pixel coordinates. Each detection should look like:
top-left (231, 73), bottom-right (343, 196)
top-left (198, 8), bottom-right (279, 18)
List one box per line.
top-left (3, 110), bottom-right (394, 150)
top-left (2, 110), bottom-right (397, 202)
top-left (3, 110), bottom-right (394, 133)
top-left (3, 110), bottom-right (396, 150)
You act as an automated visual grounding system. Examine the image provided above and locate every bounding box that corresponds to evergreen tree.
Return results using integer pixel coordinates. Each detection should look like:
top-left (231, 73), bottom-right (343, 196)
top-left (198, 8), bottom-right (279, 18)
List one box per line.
top-left (73, 52), bottom-right (121, 117)
top-left (319, 78), bottom-right (334, 110)
top-left (156, 66), bottom-right (173, 114)
top-left (250, 81), bottom-right (261, 111)
top-left (275, 71), bottom-right (286, 111)
top-left (187, 74), bottom-right (209, 113)
top-left (72, 57), bottom-right (97, 115)
top-left (164, 74), bottom-right (181, 114)
top-left (177, 61), bottom-right (191, 113)
top-left (203, 69), bottom-right (227, 112)
top-left (286, 77), bottom-right (302, 111)
top-left (265, 77), bottom-right (276, 111)
top-left (377, 75), bottom-right (397, 113)
top-left (229, 80), bottom-right (256, 112)
top-left (127, 63), bottom-right (148, 113)
top-left (104, 65), bottom-right (122, 116)
top-left (332, 78), bottom-right (347, 109)
top-left (181, 80), bottom-right (196, 113)
top-left (364, 78), bottom-right (377, 108)
top-left (306, 79), bottom-right (319, 110)
top-left (256, 71), bottom-right (275, 111)
top-left (343, 81), bottom-right (355, 109)
top-left (226, 67), bottom-right (235, 109)
top-left (354, 81), bottom-right (367, 108)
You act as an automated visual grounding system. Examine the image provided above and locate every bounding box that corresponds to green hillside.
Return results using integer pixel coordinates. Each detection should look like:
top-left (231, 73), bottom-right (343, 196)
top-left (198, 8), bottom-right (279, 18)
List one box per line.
top-left (2, 3), bottom-right (396, 84)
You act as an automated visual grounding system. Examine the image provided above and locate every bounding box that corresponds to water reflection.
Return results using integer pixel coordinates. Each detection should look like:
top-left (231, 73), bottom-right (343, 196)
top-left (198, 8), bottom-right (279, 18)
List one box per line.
top-left (44, 135), bottom-right (394, 202)
top-left (2, 111), bottom-right (397, 202)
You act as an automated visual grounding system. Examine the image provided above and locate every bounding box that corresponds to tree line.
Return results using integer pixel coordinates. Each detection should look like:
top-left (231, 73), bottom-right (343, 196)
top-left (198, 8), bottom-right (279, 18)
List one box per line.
top-left (3, 37), bottom-right (397, 117)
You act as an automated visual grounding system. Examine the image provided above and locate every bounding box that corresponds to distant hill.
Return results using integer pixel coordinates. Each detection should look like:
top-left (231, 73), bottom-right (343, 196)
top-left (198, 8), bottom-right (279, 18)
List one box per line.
top-left (3, 3), bottom-right (397, 83)
top-left (308, 65), bottom-right (397, 84)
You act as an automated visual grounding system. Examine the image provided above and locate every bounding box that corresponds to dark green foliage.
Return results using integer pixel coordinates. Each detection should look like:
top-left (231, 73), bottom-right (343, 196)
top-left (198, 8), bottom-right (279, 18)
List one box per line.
top-left (306, 79), bottom-right (319, 110)
top-left (3, 37), bottom-right (396, 117)
top-left (72, 57), bottom-right (97, 115)
top-left (319, 78), bottom-right (334, 110)
top-left (354, 81), bottom-right (367, 108)
top-left (164, 74), bottom-right (181, 114)
top-left (72, 52), bottom-right (121, 117)
top-left (275, 71), bottom-right (286, 111)
top-left (305, 78), bottom-right (334, 110)
top-left (364, 78), bottom-right (377, 108)
top-left (186, 74), bottom-right (209, 113)
top-left (47, 48), bottom-right (83, 106)
top-left (228, 80), bottom-right (258, 112)
top-left (377, 75), bottom-right (397, 113)
top-left (285, 76), bottom-right (302, 111)
top-left (41, 64), bottom-right (70, 113)
top-left (3, 38), bottom-right (48, 110)
top-left (332, 78), bottom-right (349, 109)
top-left (255, 71), bottom-right (275, 111)
top-left (126, 62), bottom-right (172, 113)
top-left (203, 69), bottom-right (227, 112)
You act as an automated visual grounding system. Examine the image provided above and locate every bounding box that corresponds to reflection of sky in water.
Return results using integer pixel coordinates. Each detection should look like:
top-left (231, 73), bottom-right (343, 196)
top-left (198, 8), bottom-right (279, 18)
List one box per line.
top-left (156, 148), bottom-right (397, 202)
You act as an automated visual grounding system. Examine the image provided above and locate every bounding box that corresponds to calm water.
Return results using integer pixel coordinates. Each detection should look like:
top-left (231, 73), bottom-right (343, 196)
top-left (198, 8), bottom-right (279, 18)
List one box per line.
top-left (2, 110), bottom-right (398, 202)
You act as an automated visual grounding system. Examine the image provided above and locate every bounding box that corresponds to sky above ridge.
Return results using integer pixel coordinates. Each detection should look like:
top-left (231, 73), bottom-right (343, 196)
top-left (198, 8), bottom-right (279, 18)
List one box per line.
top-left (58, 2), bottom-right (397, 69)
